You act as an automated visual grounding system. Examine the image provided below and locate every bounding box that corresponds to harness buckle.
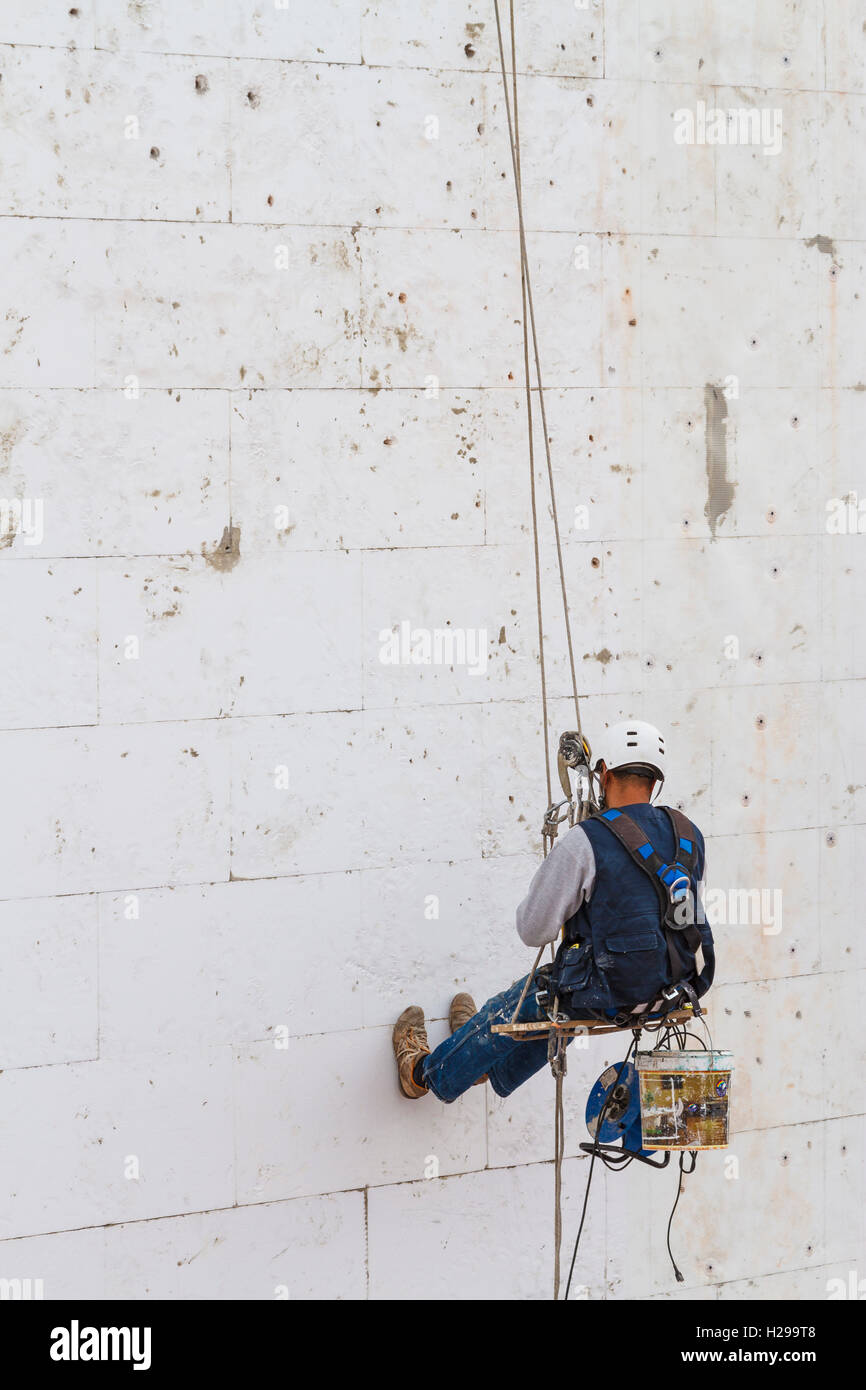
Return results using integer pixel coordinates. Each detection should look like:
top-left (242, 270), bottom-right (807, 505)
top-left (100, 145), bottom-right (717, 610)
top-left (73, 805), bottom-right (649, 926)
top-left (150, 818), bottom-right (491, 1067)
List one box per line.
top-left (668, 872), bottom-right (690, 902)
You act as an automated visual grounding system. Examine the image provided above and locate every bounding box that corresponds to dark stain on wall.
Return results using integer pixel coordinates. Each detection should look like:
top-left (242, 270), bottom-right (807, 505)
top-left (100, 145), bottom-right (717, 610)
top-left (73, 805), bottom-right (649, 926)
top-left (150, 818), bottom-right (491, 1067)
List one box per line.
top-left (204, 525), bottom-right (241, 572)
top-left (704, 384), bottom-right (734, 537)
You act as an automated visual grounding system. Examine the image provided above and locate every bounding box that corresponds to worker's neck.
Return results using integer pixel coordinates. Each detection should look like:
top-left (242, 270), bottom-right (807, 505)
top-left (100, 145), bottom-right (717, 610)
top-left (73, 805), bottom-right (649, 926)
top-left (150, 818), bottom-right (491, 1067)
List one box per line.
top-left (604, 787), bottom-right (654, 810)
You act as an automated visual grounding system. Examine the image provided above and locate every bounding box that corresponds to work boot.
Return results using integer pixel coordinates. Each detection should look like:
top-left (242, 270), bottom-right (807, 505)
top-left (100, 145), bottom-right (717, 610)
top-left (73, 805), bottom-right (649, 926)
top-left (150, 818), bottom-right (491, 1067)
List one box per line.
top-left (449, 992), bottom-right (478, 1033)
top-left (393, 1005), bottom-right (430, 1099)
top-left (449, 992), bottom-right (487, 1085)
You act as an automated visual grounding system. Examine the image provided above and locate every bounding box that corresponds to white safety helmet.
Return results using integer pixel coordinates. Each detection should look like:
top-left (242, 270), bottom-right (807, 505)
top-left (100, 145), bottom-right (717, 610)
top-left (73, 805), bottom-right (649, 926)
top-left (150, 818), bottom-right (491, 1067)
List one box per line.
top-left (594, 719), bottom-right (666, 786)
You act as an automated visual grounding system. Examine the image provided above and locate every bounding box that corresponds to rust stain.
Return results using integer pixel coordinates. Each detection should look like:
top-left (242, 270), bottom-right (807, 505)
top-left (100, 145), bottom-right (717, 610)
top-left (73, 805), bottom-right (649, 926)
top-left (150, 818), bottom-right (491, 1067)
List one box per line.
top-left (203, 525), bottom-right (241, 572)
top-left (804, 233), bottom-right (837, 258)
top-left (0, 416), bottom-right (24, 470)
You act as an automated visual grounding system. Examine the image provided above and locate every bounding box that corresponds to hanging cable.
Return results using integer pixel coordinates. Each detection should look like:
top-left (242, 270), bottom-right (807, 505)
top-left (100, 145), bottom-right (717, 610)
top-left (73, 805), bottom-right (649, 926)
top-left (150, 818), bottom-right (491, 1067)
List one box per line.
top-left (665, 1151), bottom-right (697, 1283)
top-left (564, 1035), bottom-right (640, 1299)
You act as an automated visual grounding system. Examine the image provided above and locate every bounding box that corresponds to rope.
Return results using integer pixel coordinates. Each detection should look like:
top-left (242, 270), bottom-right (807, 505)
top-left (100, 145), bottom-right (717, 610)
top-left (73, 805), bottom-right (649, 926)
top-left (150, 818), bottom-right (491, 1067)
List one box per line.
top-left (495, 0), bottom-right (551, 810)
top-left (509, 945), bottom-right (544, 1025)
top-left (492, 0), bottom-right (590, 1300)
top-left (551, 1034), bottom-right (567, 1298)
top-left (492, 0), bottom-right (583, 746)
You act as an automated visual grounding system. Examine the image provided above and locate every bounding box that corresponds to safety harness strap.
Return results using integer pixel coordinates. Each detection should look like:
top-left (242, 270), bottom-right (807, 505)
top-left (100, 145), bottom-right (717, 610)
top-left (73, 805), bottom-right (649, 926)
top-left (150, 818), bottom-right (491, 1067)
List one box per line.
top-left (594, 807), bottom-right (703, 992)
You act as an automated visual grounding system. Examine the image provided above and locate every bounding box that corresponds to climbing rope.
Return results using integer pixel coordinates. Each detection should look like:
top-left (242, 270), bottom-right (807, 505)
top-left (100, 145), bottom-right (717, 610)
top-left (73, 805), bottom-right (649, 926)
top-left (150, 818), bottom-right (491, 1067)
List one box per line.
top-left (491, 0), bottom-right (588, 1300)
top-left (492, 0), bottom-right (584, 766)
top-left (478, 45), bottom-right (713, 1290)
top-left (550, 1032), bottom-right (568, 1297)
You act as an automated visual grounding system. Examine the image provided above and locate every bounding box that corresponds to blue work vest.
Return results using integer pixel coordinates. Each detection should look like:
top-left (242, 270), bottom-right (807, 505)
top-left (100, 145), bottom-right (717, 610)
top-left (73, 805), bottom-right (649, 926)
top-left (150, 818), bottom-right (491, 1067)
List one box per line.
top-left (550, 803), bottom-right (709, 1011)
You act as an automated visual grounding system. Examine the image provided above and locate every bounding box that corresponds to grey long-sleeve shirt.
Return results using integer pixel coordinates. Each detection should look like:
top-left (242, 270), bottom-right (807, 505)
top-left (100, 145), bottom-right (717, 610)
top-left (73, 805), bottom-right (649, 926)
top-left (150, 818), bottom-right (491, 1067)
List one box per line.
top-left (515, 824), bottom-right (597, 947)
top-left (515, 819), bottom-right (709, 949)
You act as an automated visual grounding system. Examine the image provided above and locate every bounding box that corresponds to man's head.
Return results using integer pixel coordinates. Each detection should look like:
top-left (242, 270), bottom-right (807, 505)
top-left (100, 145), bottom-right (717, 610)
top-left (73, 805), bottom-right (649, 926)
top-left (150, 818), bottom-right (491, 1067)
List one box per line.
top-left (594, 720), bottom-right (666, 808)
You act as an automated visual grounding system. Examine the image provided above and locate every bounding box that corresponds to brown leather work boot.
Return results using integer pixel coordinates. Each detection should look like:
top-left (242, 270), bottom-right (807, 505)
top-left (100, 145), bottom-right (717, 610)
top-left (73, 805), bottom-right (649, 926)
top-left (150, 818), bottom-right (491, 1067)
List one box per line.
top-left (393, 1005), bottom-right (430, 1099)
top-left (449, 992), bottom-right (487, 1085)
top-left (449, 992), bottom-right (478, 1033)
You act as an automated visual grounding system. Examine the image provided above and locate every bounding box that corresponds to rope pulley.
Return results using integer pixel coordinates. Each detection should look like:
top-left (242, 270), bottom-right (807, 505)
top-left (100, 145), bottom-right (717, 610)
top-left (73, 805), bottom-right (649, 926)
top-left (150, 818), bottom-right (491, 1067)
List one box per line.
top-left (542, 731), bottom-right (599, 848)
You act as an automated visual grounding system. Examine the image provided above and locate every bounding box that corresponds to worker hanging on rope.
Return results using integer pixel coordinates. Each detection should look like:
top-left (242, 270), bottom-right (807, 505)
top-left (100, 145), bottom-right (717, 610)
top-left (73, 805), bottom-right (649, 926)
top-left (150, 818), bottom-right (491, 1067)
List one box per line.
top-left (392, 720), bottom-right (715, 1102)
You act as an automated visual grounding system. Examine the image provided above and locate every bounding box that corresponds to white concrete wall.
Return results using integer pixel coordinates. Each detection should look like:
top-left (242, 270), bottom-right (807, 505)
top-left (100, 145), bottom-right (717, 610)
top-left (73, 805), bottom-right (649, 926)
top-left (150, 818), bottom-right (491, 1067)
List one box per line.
top-left (0, 0), bottom-right (863, 1301)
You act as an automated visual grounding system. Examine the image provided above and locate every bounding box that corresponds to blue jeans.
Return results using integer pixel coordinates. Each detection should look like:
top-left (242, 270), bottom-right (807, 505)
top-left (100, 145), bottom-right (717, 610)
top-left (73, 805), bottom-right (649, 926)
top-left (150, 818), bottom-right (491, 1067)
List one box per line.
top-left (420, 975), bottom-right (561, 1102)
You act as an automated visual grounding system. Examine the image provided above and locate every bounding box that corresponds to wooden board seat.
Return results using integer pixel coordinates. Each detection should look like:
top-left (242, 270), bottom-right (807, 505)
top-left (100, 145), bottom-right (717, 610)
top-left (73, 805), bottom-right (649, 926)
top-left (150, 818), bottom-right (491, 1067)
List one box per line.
top-left (490, 1008), bottom-right (693, 1039)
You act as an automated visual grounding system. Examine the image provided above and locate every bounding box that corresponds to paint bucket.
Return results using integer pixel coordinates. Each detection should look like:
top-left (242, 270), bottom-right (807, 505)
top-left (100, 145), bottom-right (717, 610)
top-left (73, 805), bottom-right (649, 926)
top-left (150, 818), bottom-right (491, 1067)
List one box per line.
top-left (636, 1050), bottom-right (733, 1151)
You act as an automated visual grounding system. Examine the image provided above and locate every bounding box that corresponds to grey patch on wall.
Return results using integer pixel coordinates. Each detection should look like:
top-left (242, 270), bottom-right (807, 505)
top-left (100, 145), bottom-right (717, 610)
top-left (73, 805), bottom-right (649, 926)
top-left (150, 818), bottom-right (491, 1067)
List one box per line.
top-left (704, 384), bottom-right (734, 537)
top-left (805, 233), bottom-right (837, 258)
top-left (203, 524), bottom-right (241, 572)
